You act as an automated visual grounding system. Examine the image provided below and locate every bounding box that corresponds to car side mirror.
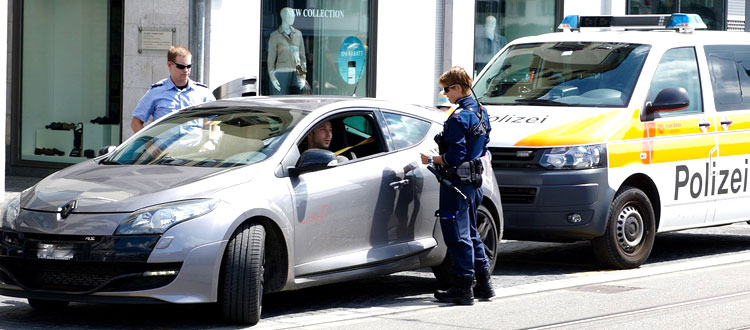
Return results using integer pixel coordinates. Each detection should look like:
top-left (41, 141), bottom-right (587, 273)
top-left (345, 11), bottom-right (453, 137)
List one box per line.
top-left (98, 145), bottom-right (117, 157)
top-left (288, 149), bottom-right (338, 176)
top-left (641, 87), bottom-right (690, 121)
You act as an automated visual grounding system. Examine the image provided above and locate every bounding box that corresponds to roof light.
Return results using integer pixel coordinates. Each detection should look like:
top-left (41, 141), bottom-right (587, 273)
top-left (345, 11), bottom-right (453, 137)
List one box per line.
top-left (558, 15), bottom-right (579, 31)
top-left (666, 13), bottom-right (707, 31)
top-left (557, 13), bottom-right (707, 32)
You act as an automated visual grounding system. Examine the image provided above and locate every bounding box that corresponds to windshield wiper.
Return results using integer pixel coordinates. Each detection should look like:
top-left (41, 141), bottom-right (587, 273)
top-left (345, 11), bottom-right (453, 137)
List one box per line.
top-left (513, 99), bottom-right (574, 106)
top-left (99, 159), bottom-right (122, 165)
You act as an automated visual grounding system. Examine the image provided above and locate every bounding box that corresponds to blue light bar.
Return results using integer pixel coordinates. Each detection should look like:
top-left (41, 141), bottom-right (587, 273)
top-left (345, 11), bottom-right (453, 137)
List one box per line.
top-left (558, 15), bottom-right (579, 30)
top-left (666, 13), bottom-right (707, 30)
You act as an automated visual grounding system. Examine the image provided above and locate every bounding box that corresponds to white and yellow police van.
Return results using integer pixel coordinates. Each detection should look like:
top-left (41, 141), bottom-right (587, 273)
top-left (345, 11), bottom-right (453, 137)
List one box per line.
top-left (475, 14), bottom-right (750, 269)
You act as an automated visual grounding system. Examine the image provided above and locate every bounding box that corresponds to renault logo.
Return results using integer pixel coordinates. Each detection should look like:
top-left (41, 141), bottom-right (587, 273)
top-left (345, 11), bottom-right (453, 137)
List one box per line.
top-left (58, 200), bottom-right (77, 219)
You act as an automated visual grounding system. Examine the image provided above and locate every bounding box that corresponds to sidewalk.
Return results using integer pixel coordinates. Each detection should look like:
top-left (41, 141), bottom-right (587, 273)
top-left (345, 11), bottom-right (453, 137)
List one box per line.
top-left (3, 176), bottom-right (42, 205)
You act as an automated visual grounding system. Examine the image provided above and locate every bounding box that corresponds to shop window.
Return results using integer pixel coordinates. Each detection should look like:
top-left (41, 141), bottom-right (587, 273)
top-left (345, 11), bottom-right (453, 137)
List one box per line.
top-left (474, 0), bottom-right (558, 76)
top-left (628, 0), bottom-right (725, 30)
top-left (17, 0), bottom-right (122, 164)
top-left (261, 0), bottom-right (373, 97)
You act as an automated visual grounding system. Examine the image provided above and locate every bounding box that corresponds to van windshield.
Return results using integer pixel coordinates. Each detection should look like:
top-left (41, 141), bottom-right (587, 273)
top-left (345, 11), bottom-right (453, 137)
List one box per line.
top-left (474, 42), bottom-right (651, 107)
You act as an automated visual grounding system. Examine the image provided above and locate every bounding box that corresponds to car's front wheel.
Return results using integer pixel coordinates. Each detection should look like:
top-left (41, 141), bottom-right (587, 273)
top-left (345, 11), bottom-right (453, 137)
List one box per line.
top-left (219, 222), bottom-right (266, 325)
top-left (432, 204), bottom-right (500, 287)
top-left (593, 186), bottom-right (656, 269)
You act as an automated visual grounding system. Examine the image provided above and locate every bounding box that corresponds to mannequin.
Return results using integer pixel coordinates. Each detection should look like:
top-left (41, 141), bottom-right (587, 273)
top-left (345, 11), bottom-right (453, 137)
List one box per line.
top-left (267, 7), bottom-right (307, 94)
top-left (474, 15), bottom-right (508, 74)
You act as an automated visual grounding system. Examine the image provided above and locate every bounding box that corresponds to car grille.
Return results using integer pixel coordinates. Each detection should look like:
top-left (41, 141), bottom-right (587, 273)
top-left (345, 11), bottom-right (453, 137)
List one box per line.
top-left (499, 187), bottom-right (538, 204)
top-left (0, 259), bottom-right (181, 292)
top-left (490, 147), bottom-right (545, 169)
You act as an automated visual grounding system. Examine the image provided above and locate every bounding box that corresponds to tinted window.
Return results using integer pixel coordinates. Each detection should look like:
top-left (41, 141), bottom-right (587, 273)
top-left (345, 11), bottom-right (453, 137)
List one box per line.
top-left (648, 47), bottom-right (702, 116)
top-left (382, 112), bottom-right (431, 150)
top-left (705, 45), bottom-right (750, 111)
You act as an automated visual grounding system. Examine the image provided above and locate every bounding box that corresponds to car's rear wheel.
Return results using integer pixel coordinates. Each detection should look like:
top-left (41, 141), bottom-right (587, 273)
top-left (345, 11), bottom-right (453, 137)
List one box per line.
top-left (27, 298), bottom-right (69, 312)
top-left (432, 204), bottom-right (500, 287)
top-left (219, 222), bottom-right (266, 325)
top-left (593, 186), bottom-right (656, 269)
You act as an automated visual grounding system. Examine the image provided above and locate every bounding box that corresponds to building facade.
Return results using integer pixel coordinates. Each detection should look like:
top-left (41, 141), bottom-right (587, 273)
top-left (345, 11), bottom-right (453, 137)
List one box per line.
top-left (5, 0), bottom-right (746, 176)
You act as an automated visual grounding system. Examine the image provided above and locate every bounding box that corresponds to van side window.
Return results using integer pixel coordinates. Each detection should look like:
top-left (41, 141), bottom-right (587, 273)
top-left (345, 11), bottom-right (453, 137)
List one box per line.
top-left (705, 46), bottom-right (750, 111)
top-left (648, 47), bottom-right (702, 116)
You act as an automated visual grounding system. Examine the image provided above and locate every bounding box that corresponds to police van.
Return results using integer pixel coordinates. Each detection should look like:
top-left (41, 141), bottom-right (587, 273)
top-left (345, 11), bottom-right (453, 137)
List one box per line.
top-left (475, 14), bottom-right (750, 269)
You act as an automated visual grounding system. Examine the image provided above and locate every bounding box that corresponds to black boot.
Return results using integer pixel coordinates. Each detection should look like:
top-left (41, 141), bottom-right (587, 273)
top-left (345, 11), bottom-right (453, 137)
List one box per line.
top-left (434, 275), bottom-right (474, 305)
top-left (473, 268), bottom-right (495, 301)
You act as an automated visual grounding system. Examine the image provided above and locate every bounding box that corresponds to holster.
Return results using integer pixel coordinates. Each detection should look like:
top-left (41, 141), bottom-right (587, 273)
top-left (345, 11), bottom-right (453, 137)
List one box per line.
top-left (454, 158), bottom-right (483, 187)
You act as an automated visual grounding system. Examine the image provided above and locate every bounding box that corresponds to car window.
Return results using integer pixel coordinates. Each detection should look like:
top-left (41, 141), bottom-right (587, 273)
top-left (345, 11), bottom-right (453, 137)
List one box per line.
top-left (298, 113), bottom-right (385, 162)
top-left (382, 112), bottom-right (431, 150)
top-left (474, 42), bottom-right (650, 108)
top-left (109, 107), bottom-right (304, 167)
top-left (648, 47), bottom-right (703, 116)
top-left (705, 45), bottom-right (750, 111)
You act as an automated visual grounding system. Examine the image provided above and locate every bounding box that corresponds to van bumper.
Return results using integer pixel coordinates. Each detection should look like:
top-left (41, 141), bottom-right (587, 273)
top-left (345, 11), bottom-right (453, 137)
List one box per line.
top-left (495, 167), bottom-right (615, 241)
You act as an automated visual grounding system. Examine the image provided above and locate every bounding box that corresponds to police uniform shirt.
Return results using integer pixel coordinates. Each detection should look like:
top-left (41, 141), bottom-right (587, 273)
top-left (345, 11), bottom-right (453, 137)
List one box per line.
top-left (132, 77), bottom-right (215, 123)
top-left (441, 95), bottom-right (491, 167)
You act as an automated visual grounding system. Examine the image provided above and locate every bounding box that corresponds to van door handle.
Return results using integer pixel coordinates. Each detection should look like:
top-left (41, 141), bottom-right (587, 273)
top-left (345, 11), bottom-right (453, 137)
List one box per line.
top-left (720, 118), bottom-right (733, 127)
top-left (698, 121), bottom-right (711, 128)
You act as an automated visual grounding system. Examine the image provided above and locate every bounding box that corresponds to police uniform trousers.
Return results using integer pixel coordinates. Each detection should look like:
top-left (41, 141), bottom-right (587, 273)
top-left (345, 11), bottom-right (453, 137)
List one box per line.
top-left (438, 181), bottom-right (491, 278)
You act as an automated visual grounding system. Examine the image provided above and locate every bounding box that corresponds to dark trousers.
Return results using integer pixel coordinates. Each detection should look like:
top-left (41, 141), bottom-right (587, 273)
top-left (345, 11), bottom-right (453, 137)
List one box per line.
top-left (438, 183), bottom-right (490, 278)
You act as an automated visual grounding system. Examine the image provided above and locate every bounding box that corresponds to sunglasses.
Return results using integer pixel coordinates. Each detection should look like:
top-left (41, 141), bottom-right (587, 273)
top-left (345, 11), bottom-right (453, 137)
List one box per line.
top-left (442, 84), bottom-right (458, 93)
top-left (171, 61), bottom-right (192, 70)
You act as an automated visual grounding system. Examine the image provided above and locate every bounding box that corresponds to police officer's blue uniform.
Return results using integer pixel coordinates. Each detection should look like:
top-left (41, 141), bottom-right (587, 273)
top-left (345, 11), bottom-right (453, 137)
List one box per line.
top-left (435, 94), bottom-right (493, 304)
top-left (132, 77), bottom-right (215, 124)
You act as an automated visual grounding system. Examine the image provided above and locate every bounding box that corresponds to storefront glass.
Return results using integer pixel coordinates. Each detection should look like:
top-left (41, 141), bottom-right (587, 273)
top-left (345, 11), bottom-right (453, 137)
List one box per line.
top-left (474, 0), bottom-right (557, 76)
top-left (628, 0), bottom-right (725, 30)
top-left (261, 0), bottom-right (371, 96)
top-left (19, 0), bottom-right (122, 164)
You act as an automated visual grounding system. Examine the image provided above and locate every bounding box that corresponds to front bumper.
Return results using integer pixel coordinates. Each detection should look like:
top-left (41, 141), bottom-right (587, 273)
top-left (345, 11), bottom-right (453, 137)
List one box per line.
top-left (496, 167), bottom-right (615, 240)
top-left (0, 230), bottom-right (225, 303)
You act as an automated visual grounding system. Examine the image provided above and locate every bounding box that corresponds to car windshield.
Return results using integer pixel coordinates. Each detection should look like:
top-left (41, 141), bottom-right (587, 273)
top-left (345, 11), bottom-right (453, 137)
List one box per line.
top-left (107, 106), bottom-right (306, 167)
top-left (474, 42), bottom-right (651, 107)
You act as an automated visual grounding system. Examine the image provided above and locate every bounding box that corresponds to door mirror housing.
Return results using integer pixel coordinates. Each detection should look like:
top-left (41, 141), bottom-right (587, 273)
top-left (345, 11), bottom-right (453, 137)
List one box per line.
top-left (641, 87), bottom-right (690, 121)
top-left (288, 149), bottom-right (338, 176)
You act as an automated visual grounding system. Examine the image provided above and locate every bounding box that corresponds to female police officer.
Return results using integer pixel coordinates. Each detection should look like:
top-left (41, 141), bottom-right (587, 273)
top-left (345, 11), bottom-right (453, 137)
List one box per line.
top-left (420, 66), bottom-right (494, 305)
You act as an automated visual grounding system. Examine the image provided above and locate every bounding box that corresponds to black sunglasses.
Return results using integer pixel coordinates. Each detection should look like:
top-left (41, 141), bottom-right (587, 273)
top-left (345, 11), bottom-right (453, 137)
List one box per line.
top-left (171, 61), bottom-right (192, 70)
top-left (442, 84), bottom-right (458, 93)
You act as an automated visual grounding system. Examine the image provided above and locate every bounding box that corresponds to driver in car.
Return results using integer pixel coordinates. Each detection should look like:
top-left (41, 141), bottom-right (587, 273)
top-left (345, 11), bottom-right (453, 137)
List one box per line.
top-left (303, 121), bottom-right (349, 163)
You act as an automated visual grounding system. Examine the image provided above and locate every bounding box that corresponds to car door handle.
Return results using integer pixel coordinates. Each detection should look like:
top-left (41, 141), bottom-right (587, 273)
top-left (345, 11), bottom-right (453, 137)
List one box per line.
top-left (720, 118), bottom-right (733, 127)
top-left (389, 179), bottom-right (410, 190)
top-left (698, 121), bottom-right (711, 128)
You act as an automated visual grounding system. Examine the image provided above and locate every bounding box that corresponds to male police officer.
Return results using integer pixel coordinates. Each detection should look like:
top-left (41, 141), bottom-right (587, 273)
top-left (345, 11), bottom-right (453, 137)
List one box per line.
top-left (131, 46), bottom-right (214, 133)
top-left (420, 66), bottom-right (494, 305)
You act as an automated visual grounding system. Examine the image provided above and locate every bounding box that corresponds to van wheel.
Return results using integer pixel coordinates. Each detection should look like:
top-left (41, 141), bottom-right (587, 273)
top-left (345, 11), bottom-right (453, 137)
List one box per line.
top-left (28, 298), bottom-right (69, 312)
top-left (219, 223), bottom-right (266, 325)
top-left (593, 186), bottom-right (655, 269)
top-left (432, 204), bottom-right (500, 287)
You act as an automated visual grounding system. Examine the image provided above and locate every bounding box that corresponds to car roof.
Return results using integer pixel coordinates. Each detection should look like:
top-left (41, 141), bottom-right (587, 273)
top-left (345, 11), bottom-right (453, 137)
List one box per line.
top-left (511, 30), bottom-right (750, 46)
top-left (189, 95), bottom-right (447, 123)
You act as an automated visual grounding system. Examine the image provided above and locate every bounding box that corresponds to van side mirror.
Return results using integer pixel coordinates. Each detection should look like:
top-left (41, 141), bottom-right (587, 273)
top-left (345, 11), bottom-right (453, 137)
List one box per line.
top-left (641, 87), bottom-right (690, 121)
top-left (288, 149), bottom-right (338, 176)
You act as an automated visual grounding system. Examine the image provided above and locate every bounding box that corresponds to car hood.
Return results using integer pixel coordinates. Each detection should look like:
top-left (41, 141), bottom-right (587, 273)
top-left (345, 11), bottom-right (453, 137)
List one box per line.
top-left (21, 162), bottom-right (250, 213)
top-left (484, 105), bottom-right (635, 147)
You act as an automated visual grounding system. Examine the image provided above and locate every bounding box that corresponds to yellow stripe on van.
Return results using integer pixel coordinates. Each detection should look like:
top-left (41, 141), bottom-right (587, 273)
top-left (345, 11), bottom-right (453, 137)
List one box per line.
top-left (514, 110), bottom-right (623, 146)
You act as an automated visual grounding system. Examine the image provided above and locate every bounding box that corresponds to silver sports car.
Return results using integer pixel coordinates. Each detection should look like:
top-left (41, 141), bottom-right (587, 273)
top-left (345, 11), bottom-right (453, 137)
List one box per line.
top-left (0, 96), bottom-right (503, 325)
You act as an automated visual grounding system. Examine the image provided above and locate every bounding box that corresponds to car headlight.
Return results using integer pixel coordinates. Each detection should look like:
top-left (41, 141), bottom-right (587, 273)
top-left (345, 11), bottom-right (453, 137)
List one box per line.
top-left (115, 199), bottom-right (218, 235)
top-left (1, 195), bottom-right (21, 230)
top-left (539, 144), bottom-right (606, 169)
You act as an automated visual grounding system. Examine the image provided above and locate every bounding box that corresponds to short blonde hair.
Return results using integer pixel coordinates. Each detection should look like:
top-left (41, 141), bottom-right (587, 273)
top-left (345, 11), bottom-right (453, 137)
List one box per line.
top-left (438, 66), bottom-right (472, 95)
top-left (168, 46), bottom-right (191, 62)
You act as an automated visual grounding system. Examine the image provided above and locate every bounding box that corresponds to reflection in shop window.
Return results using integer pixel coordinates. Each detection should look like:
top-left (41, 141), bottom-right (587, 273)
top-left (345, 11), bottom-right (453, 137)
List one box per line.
top-left (261, 1), bottom-right (371, 97)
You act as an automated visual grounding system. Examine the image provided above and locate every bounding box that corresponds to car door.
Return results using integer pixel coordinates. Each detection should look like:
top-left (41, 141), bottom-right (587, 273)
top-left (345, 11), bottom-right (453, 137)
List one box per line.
top-left (704, 46), bottom-right (750, 223)
top-left (378, 110), bottom-right (441, 249)
top-left (646, 47), bottom-right (718, 229)
top-left (290, 110), bottom-right (422, 276)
